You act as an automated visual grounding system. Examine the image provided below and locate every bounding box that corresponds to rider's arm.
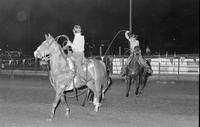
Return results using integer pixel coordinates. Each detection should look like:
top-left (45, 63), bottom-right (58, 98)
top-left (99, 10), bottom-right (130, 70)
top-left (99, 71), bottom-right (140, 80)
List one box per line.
top-left (125, 31), bottom-right (130, 40)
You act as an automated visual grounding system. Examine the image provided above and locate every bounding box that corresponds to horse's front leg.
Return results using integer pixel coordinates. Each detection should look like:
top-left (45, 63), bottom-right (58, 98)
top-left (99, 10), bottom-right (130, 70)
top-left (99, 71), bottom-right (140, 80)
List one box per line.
top-left (126, 77), bottom-right (132, 97)
top-left (138, 75), bottom-right (148, 94)
top-left (86, 80), bottom-right (101, 112)
top-left (135, 77), bottom-right (140, 95)
top-left (61, 94), bottom-right (70, 118)
top-left (46, 90), bottom-right (62, 122)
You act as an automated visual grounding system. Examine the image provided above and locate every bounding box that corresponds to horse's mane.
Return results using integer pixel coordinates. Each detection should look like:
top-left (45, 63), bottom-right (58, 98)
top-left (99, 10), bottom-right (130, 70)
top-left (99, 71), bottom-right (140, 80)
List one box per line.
top-left (53, 38), bottom-right (68, 59)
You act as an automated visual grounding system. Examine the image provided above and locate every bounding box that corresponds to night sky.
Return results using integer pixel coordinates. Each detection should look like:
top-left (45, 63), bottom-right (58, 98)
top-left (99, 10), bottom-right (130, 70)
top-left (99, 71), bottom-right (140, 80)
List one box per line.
top-left (0, 0), bottom-right (199, 56)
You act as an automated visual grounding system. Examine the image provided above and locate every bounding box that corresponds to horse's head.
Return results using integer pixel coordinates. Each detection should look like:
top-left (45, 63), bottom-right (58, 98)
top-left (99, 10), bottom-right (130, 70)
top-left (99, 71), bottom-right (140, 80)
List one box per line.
top-left (34, 34), bottom-right (58, 59)
top-left (127, 55), bottom-right (142, 76)
top-left (133, 46), bottom-right (141, 56)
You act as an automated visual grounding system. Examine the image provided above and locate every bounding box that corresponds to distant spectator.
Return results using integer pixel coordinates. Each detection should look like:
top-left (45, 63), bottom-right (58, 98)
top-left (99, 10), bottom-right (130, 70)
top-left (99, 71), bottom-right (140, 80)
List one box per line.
top-left (146, 46), bottom-right (151, 56)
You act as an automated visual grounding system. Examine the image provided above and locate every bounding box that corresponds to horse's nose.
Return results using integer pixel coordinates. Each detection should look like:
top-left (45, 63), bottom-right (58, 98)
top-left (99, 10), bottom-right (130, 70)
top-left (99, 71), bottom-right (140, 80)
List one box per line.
top-left (34, 51), bottom-right (37, 57)
top-left (34, 50), bottom-right (40, 58)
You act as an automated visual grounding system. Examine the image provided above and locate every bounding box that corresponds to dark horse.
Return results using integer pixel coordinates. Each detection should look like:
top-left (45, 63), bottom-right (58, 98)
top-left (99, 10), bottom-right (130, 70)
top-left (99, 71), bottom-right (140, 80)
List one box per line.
top-left (123, 47), bottom-right (152, 97)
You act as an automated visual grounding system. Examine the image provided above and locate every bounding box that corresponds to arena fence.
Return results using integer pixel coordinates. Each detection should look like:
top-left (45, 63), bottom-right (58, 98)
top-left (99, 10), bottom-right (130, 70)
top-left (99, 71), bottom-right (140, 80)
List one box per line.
top-left (111, 55), bottom-right (199, 80)
top-left (0, 54), bottom-right (199, 80)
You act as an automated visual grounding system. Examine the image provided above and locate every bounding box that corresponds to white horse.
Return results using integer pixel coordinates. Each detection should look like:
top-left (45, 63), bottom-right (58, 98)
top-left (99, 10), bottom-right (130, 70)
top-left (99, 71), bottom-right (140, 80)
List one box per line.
top-left (34, 34), bottom-right (110, 121)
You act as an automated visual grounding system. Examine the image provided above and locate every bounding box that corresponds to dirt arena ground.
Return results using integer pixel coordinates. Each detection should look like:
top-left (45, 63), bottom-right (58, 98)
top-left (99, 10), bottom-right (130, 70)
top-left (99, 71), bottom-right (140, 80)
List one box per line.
top-left (0, 76), bottom-right (198, 127)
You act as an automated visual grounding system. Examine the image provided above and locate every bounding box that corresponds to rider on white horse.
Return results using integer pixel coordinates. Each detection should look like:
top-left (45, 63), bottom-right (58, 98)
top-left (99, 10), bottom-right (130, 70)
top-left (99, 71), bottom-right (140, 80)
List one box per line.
top-left (121, 30), bottom-right (153, 76)
top-left (63, 25), bottom-right (86, 82)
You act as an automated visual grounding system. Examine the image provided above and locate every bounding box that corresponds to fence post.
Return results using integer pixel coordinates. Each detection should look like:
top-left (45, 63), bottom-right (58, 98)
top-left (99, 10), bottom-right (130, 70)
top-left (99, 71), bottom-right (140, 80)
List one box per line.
top-left (119, 46), bottom-right (121, 56)
top-left (100, 46), bottom-right (102, 57)
top-left (10, 69), bottom-right (14, 79)
top-left (122, 56), bottom-right (124, 68)
top-left (158, 62), bottom-right (160, 80)
top-left (110, 57), bottom-right (113, 75)
top-left (177, 58), bottom-right (180, 80)
top-left (35, 58), bottom-right (38, 70)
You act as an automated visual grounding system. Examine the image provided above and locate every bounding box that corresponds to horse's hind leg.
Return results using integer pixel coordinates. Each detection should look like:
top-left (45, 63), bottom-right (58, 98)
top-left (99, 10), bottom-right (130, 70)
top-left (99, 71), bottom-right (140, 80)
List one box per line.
top-left (139, 76), bottom-right (148, 94)
top-left (135, 77), bottom-right (140, 95)
top-left (86, 80), bottom-right (101, 112)
top-left (47, 90), bottom-right (62, 122)
top-left (93, 90), bottom-right (101, 112)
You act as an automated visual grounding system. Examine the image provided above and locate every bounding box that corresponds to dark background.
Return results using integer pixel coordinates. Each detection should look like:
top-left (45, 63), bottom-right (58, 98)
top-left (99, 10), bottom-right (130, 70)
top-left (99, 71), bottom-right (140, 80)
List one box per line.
top-left (0, 0), bottom-right (199, 56)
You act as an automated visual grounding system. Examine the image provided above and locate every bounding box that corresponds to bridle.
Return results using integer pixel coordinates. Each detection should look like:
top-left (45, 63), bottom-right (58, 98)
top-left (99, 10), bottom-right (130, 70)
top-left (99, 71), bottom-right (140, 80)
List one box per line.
top-left (39, 35), bottom-right (70, 62)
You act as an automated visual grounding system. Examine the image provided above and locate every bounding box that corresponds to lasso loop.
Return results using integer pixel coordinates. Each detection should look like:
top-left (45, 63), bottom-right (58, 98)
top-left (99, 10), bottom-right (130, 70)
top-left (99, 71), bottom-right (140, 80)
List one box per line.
top-left (62, 40), bottom-right (69, 48)
top-left (55, 35), bottom-right (70, 47)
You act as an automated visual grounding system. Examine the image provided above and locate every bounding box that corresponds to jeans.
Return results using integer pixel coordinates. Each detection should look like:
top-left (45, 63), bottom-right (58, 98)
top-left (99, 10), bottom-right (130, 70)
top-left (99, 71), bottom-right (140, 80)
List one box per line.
top-left (71, 52), bottom-right (85, 77)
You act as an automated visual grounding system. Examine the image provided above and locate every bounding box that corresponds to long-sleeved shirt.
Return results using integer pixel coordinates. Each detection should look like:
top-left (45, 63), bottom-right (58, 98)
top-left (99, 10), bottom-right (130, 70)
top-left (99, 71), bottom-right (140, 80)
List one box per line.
top-left (129, 39), bottom-right (139, 53)
top-left (70, 33), bottom-right (85, 53)
top-left (125, 31), bottom-right (139, 53)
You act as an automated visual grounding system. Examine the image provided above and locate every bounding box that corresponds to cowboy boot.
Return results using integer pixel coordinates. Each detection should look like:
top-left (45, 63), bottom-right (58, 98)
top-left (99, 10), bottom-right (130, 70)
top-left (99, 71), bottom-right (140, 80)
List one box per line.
top-left (146, 66), bottom-right (153, 75)
top-left (121, 66), bottom-right (128, 77)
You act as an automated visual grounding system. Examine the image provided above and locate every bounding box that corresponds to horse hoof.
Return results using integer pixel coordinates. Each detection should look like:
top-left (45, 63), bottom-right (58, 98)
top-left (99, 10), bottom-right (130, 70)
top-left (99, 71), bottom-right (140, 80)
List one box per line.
top-left (46, 117), bottom-right (53, 122)
top-left (94, 107), bottom-right (99, 112)
top-left (88, 100), bottom-right (93, 104)
top-left (94, 108), bottom-right (98, 112)
top-left (65, 113), bottom-right (70, 118)
top-left (65, 109), bottom-right (70, 118)
top-left (98, 103), bottom-right (102, 107)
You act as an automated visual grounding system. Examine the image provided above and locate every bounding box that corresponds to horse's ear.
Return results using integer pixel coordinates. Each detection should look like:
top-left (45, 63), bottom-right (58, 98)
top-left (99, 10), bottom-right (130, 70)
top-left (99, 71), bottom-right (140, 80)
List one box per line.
top-left (48, 33), bottom-right (53, 38)
top-left (45, 34), bottom-right (48, 39)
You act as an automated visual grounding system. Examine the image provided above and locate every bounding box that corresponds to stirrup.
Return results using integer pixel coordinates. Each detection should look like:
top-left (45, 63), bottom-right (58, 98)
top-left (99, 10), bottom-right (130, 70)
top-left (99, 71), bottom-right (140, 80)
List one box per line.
top-left (121, 69), bottom-right (127, 77)
top-left (146, 68), bottom-right (153, 75)
top-left (121, 72), bottom-right (126, 77)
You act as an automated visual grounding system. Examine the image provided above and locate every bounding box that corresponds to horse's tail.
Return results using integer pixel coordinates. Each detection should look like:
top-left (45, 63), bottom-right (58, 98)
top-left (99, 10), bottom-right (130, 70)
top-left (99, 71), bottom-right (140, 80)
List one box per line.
top-left (99, 60), bottom-right (112, 95)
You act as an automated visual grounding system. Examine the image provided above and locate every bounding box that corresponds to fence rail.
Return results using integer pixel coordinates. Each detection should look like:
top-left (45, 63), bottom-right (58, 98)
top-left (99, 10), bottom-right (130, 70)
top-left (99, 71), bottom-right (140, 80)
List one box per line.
top-left (111, 56), bottom-right (199, 74)
top-left (0, 55), bottom-right (199, 80)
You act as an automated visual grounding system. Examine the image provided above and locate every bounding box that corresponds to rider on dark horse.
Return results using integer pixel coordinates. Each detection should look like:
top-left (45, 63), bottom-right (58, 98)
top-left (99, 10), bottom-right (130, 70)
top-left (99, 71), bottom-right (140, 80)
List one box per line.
top-left (63, 25), bottom-right (86, 85)
top-left (121, 30), bottom-right (153, 77)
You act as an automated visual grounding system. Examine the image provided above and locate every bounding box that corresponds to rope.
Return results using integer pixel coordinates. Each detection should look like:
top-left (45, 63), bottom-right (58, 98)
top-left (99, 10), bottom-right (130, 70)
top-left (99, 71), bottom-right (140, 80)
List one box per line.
top-left (55, 35), bottom-right (69, 42)
top-left (65, 88), bottom-right (88, 98)
top-left (54, 34), bottom-right (70, 50)
top-left (103, 30), bottom-right (127, 57)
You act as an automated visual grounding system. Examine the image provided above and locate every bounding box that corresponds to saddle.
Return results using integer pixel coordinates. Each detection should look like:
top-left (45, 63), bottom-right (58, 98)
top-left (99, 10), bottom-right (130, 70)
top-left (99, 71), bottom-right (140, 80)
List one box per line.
top-left (73, 58), bottom-right (93, 87)
top-left (128, 47), bottom-right (147, 69)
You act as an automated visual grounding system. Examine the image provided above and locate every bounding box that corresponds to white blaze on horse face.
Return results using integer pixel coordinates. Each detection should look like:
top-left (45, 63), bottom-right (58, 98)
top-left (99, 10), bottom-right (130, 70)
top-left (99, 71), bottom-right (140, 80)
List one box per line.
top-left (34, 39), bottom-right (53, 59)
top-left (34, 40), bottom-right (47, 58)
top-left (34, 50), bottom-right (38, 58)
top-left (34, 46), bottom-right (42, 58)
top-left (67, 57), bottom-right (74, 71)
